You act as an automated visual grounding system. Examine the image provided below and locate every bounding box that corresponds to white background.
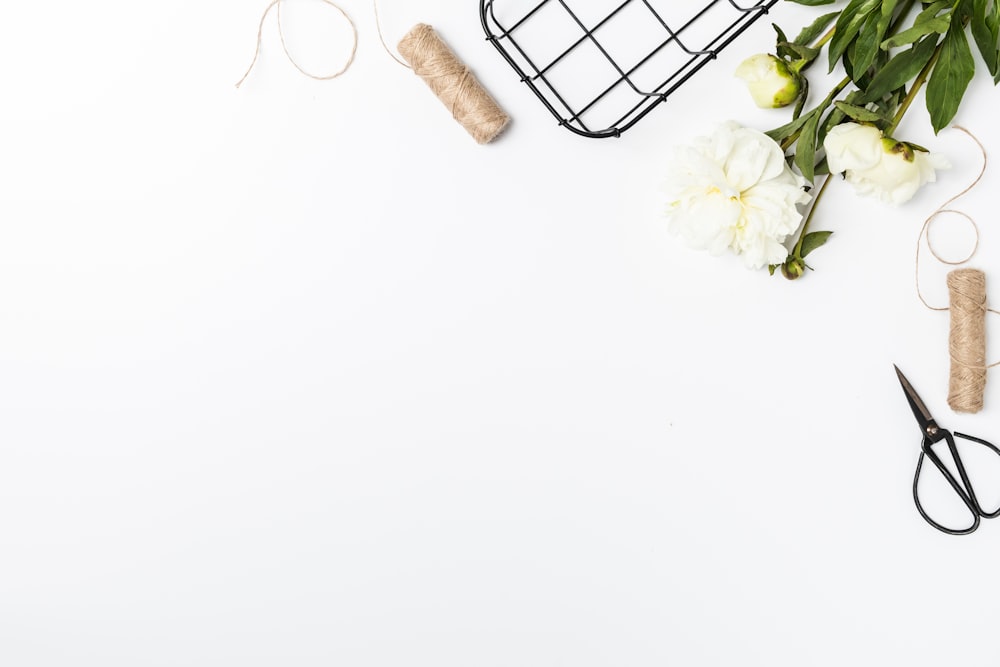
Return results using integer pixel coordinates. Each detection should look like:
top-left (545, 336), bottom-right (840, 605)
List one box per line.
top-left (4, 1), bottom-right (1000, 664)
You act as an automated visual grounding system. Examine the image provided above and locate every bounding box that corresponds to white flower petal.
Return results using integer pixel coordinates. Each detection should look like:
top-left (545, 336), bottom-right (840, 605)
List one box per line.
top-left (663, 122), bottom-right (811, 270)
top-left (724, 127), bottom-right (787, 191)
top-left (841, 140), bottom-right (948, 206)
top-left (824, 123), bottom-right (883, 173)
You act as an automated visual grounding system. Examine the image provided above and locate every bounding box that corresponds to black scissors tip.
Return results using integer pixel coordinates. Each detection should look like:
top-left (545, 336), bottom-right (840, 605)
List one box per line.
top-left (894, 364), bottom-right (917, 392)
top-left (894, 364), bottom-right (935, 430)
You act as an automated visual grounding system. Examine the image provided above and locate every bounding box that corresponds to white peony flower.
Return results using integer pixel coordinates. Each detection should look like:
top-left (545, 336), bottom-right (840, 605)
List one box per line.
top-left (735, 54), bottom-right (802, 109)
top-left (824, 122), bottom-right (950, 206)
top-left (664, 121), bottom-right (811, 270)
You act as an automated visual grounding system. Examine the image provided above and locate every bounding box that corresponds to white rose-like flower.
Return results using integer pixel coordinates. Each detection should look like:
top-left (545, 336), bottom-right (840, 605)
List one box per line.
top-left (824, 122), bottom-right (950, 205)
top-left (664, 121), bottom-right (811, 270)
top-left (735, 54), bottom-right (802, 109)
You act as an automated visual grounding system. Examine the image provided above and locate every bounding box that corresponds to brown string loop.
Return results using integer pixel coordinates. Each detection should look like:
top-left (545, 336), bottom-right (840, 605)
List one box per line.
top-left (236, 0), bottom-right (358, 89)
top-left (915, 127), bottom-right (989, 311)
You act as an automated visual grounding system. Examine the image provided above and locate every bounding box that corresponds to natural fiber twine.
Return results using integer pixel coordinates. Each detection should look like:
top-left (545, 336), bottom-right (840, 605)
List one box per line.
top-left (947, 268), bottom-right (988, 413)
top-left (397, 24), bottom-right (510, 145)
top-left (237, 2), bottom-right (510, 145)
top-left (915, 127), bottom-right (1000, 414)
top-left (236, 0), bottom-right (358, 88)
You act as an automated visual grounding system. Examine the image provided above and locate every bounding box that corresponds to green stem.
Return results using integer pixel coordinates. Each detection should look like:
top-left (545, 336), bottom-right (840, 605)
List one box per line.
top-left (887, 46), bottom-right (943, 135)
top-left (779, 75), bottom-right (851, 152)
top-left (778, 0), bottom-right (919, 151)
top-left (886, 17), bottom-right (967, 135)
top-left (812, 25), bottom-right (836, 50)
top-left (793, 174), bottom-right (833, 260)
top-left (783, 0), bottom-right (920, 268)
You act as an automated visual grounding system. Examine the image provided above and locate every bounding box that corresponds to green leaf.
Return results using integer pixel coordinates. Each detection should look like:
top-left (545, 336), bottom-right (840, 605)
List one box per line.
top-left (765, 108), bottom-right (817, 143)
top-left (795, 11), bottom-right (841, 45)
top-left (926, 19), bottom-right (976, 133)
top-left (800, 231), bottom-right (834, 258)
top-left (833, 100), bottom-right (887, 121)
top-left (971, 0), bottom-right (1000, 76)
top-left (774, 22), bottom-right (791, 55)
top-left (915, 1), bottom-right (953, 24)
top-left (859, 34), bottom-right (939, 102)
top-left (875, 0), bottom-right (900, 43)
top-left (823, 90), bottom-right (867, 136)
top-left (792, 77), bottom-right (810, 120)
top-left (881, 14), bottom-right (952, 49)
top-left (851, 12), bottom-right (885, 78)
top-left (794, 110), bottom-right (822, 182)
top-left (828, 0), bottom-right (882, 71)
top-left (780, 42), bottom-right (821, 62)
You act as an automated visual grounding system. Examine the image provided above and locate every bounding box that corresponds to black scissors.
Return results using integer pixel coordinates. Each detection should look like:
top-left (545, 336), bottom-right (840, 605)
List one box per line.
top-left (895, 365), bottom-right (1000, 535)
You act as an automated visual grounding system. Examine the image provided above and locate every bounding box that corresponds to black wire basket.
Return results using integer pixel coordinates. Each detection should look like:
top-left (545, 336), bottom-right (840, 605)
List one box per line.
top-left (481, 0), bottom-right (780, 138)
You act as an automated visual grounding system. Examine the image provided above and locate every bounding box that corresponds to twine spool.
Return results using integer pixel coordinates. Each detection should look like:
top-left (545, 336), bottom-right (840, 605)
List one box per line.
top-left (914, 127), bottom-right (1000, 413)
top-left (947, 268), bottom-right (989, 413)
top-left (397, 24), bottom-right (510, 144)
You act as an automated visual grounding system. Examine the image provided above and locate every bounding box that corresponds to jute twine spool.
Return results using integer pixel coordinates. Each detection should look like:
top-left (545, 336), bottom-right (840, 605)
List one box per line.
top-left (396, 24), bottom-right (510, 145)
top-left (947, 269), bottom-right (988, 413)
top-left (237, 2), bottom-right (510, 145)
top-left (916, 127), bottom-right (1000, 413)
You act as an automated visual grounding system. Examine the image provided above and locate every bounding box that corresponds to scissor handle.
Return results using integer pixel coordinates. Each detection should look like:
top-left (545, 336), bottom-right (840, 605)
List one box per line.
top-left (913, 430), bottom-right (982, 535)
top-left (954, 432), bottom-right (1000, 519)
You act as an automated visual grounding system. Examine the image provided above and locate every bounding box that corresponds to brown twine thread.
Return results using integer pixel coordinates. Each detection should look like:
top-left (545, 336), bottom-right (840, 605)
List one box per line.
top-left (396, 24), bottom-right (511, 145)
top-left (373, 0), bottom-right (410, 69)
top-left (236, 0), bottom-right (358, 89)
top-left (948, 269), bottom-right (989, 413)
top-left (237, 3), bottom-right (509, 144)
top-left (915, 126), bottom-right (1000, 414)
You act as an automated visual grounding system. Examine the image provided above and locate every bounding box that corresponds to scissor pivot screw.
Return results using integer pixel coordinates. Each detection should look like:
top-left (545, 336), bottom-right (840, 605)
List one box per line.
top-left (927, 426), bottom-right (939, 436)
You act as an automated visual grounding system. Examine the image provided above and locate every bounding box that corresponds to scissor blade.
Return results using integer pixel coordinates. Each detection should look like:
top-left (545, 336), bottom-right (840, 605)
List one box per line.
top-left (894, 365), bottom-right (936, 432)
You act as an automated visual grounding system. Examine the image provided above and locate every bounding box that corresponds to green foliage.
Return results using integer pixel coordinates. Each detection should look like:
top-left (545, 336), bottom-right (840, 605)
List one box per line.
top-left (771, 0), bottom-right (998, 160)
top-left (927, 16), bottom-right (977, 132)
top-left (766, 0), bottom-right (998, 277)
top-left (800, 231), bottom-right (834, 257)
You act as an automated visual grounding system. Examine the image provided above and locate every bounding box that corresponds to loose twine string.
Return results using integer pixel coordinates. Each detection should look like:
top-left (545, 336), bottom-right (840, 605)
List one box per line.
top-left (236, 0), bottom-right (510, 144)
top-left (235, 0), bottom-right (358, 88)
top-left (915, 126), bottom-right (998, 413)
top-left (373, 0), bottom-right (409, 69)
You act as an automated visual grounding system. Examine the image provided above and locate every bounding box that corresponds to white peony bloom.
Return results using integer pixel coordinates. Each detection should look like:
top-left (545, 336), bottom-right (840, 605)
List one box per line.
top-left (824, 122), bottom-right (950, 206)
top-left (664, 121), bottom-right (811, 270)
top-left (735, 54), bottom-right (802, 109)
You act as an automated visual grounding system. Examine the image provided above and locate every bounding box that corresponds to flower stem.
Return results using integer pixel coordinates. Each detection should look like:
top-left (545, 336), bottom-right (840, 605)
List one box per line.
top-left (887, 46), bottom-right (944, 136)
top-left (887, 14), bottom-right (970, 136)
top-left (812, 25), bottom-right (836, 50)
top-left (793, 174), bottom-right (833, 260)
top-left (779, 75), bottom-right (852, 152)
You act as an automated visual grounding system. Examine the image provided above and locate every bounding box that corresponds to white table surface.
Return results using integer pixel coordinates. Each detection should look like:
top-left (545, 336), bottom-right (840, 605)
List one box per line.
top-left (4, 1), bottom-right (1000, 664)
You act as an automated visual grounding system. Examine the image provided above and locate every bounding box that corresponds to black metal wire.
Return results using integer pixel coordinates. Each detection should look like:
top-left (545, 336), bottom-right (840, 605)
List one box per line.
top-left (480, 0), bottom-right (780, 138)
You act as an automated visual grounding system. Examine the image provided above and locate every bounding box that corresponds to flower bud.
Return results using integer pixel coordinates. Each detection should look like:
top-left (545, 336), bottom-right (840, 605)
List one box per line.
top-left (781, 257), bottom-right (806, 280)
top-left (734, 54), bottom-right (802, 109)
top-left (823, 122), bottom-right (950, 206)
